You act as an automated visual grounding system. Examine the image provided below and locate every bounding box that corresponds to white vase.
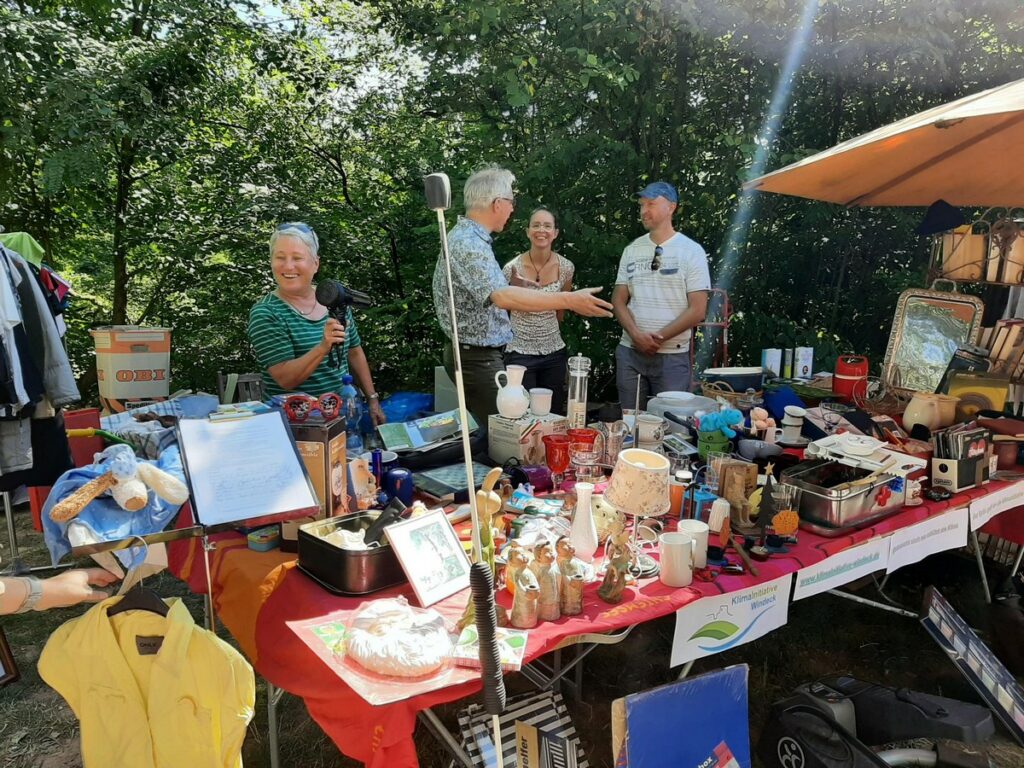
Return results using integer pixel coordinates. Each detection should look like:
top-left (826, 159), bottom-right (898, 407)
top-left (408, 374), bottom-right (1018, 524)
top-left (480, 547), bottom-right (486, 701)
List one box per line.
top-left (569, 482), bottom-right (599, 563)
top-left (494, 365), bottom-right (530, 419)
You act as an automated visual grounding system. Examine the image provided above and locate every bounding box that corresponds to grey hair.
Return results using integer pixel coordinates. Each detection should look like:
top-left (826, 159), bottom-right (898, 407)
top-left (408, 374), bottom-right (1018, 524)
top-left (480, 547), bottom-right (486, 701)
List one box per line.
top-left (269, 223), bottom-right (319, 260)
top-left (463, 165), bottom-right (516, 212)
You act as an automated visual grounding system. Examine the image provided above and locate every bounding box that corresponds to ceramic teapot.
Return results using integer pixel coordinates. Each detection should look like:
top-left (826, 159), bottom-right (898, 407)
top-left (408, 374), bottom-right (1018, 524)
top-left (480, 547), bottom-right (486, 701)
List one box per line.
top-left (495, 365), bottom-right (530, 419)
top-left (903, 392), bottom-right (941, 433)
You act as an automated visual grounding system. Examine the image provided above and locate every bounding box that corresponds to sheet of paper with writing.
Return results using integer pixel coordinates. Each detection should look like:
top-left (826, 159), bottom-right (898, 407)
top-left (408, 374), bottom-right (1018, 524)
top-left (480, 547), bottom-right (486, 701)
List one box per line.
top-left (178, 412), bottom-right (319, 526)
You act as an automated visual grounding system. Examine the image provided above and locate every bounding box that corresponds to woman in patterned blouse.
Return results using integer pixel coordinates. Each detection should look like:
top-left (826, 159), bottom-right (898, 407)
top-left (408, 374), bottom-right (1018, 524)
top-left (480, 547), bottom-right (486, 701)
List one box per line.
top-left (502, 208), bottom-right (575, 414)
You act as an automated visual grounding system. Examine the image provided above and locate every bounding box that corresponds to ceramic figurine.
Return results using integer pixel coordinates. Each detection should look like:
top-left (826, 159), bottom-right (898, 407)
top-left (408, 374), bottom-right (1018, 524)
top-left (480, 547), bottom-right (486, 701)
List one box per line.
top-left (556, 537), bottom-right (586, 616)
top-left (505, 543), bottom-right (531, 596)
top-left (598, 523), bottom-right (632, 604)
top-left (459, 467), bottom-right (505, 630)
top-left (530, 540), bottom-right (561, 621)
top-left (510, 568), bottom-right (540, 629)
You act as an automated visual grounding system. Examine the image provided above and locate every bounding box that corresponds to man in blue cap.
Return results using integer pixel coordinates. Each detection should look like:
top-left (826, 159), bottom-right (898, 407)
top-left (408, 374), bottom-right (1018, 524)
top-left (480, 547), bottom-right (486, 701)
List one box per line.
top-left (612, 181), bottom-right (711, 412)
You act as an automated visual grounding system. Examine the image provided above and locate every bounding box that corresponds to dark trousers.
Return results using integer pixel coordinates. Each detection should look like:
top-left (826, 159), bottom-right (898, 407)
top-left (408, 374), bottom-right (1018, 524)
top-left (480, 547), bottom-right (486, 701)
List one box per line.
top-left (616, 343), bottom-right (692, 413)
top-left (443, 342), bottom-right (505, 426)
top-left (504, 349), bottom-right (568, 416)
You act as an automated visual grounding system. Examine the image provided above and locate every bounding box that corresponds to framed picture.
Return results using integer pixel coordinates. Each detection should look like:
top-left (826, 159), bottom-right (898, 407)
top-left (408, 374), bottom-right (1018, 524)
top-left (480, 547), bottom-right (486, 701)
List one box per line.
top-left (0, 627), bottom-right (19, 687)
top-left (385, 509), bottom-right (471, 607)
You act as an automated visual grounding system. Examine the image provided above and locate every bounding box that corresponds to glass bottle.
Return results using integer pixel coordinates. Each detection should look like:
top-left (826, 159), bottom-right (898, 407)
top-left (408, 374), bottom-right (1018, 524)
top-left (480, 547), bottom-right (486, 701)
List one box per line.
top-left (566, 354), bottom-right (591, 429)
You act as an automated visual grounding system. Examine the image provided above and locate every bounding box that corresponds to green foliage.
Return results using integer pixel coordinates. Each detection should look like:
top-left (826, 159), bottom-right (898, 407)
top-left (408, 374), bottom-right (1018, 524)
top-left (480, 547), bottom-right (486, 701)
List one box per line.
top-left (1, 0), bottom-right (1022, 403)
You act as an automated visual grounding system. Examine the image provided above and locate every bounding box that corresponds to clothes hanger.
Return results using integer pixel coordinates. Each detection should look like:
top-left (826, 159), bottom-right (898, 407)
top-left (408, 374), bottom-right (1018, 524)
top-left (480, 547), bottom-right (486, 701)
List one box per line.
top-left (107, 538), bottom-right (169, 617)
top-left (107, 579), bottom-right (170, 617)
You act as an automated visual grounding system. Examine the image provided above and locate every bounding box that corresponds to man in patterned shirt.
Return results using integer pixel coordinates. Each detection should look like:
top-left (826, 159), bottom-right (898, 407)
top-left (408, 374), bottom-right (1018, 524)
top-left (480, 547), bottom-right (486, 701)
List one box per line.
top-left (432, 165), bottom-right (612, 423)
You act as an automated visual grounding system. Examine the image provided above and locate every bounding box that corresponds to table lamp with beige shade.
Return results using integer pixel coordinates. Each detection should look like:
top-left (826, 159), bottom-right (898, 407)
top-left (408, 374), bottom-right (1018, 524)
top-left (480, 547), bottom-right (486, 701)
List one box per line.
top-left (603, 448), bottom-right (671, 578)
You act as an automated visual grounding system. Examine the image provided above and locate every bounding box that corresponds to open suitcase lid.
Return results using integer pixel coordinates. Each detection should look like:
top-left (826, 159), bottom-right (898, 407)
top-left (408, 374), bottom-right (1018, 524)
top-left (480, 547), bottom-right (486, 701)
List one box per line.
top-left (805, 433), bottom-right (928, 477)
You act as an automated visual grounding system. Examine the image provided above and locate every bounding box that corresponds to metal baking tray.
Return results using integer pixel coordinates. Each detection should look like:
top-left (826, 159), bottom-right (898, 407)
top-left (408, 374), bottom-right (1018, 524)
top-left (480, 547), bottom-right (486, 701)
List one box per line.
top-left (297, 511), bottom-right (407, 595)
top-left (781, 458), bottom-right (906, 536)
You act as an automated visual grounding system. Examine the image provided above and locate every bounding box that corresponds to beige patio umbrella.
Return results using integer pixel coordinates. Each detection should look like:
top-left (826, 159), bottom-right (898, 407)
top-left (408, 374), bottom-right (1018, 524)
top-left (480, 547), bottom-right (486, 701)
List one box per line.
top-left (744, 76), bottom-right (1024, 207)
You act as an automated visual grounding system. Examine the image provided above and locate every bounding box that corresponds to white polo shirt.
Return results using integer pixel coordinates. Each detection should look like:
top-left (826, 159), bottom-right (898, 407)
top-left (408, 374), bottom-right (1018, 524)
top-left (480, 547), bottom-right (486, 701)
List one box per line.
top-left (615, 231), bottom-right (711, 354)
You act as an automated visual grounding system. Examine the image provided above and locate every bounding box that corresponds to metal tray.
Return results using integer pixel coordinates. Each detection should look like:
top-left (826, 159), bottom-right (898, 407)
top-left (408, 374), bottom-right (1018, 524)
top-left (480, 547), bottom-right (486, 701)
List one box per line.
top-left (781, 458), bottom-right (906, 535)
top-left (297, 511), bottom-right (407, 595)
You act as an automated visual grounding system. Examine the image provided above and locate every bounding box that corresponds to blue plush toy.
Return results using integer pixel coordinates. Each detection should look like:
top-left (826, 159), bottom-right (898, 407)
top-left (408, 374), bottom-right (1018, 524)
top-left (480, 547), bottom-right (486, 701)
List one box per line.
top-left (697, 408), bottom-right (745, 438)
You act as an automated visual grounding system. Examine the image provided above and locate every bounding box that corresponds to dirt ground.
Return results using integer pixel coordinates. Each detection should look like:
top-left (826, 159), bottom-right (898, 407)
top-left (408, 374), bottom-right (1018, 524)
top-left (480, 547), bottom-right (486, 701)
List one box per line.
top-left (2, 505), bottom-right (1023, 768)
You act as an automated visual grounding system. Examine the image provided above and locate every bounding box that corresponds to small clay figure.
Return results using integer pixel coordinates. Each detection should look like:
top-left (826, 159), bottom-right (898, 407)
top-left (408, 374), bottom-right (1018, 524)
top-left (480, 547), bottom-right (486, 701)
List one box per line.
top-left (459, 467), bottom-right (505, 631)
top-left (530, 540), bottom-right (561, 621)
top-left (505, 543), bottom-right (531, 596)
top-left (510, 568), bottom-right (540, 628)
top-left (556, 536), bottom-right (586, 616)
top-left (598, 523), bottom-right (632, 604)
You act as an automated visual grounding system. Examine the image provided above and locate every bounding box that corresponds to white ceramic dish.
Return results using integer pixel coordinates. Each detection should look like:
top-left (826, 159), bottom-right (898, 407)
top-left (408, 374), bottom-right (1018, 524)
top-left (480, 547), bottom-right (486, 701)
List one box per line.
top-left (656, 391), bottom-right (695, 402)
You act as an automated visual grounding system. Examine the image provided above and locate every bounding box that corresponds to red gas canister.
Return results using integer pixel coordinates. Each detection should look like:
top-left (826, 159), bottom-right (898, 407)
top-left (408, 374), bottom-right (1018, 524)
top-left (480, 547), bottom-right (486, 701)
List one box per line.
top-left (833, 355), bottom-right (868, 402)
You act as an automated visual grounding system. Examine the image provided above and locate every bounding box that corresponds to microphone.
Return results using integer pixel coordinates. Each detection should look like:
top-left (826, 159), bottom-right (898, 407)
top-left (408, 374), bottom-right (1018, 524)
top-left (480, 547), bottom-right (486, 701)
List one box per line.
top-left (424, 173), bottom-right (451, 212)
top-left (314, 279), bottom-right (372, 367)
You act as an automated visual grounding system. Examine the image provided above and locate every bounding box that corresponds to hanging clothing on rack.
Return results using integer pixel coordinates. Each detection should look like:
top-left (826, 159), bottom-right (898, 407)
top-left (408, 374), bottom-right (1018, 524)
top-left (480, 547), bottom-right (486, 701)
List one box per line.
top-left (39, 596), bottom-right (255, 768)
top-left (0, 231), bottom-right (44, 267)
top-left (0, 244), bottom-right (78, 486)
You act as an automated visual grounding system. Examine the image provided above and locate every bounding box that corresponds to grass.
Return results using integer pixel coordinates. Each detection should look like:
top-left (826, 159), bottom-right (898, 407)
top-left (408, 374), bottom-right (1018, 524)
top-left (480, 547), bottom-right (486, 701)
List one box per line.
top-left (2, 504), bottom-right (1023, 767)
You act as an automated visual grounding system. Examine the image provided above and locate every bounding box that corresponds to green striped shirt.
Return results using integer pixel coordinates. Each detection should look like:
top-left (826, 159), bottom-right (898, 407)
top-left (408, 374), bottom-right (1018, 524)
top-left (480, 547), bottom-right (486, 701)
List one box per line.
top-left (247, 293), bottom-right (362, 397)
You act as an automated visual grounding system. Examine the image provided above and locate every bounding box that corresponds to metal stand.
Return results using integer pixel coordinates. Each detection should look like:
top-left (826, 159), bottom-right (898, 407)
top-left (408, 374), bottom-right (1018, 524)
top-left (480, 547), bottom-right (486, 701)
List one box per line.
top-left (1, 490), bottom-right (73, 575)
top-left (267, 681), bottom-right (285, 768)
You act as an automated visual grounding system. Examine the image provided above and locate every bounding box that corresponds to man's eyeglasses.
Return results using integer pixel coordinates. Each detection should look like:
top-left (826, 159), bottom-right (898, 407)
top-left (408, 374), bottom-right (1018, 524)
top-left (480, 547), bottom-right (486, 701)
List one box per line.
top-left (651, 245), bottom-right (663, 271)
top-left (495, 196), bottom-right (516, 209)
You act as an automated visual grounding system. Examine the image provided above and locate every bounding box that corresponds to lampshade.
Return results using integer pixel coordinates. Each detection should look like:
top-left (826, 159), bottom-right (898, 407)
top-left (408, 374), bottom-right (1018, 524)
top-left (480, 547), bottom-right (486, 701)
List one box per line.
top-left (604, 448), bottom-right (671, 517)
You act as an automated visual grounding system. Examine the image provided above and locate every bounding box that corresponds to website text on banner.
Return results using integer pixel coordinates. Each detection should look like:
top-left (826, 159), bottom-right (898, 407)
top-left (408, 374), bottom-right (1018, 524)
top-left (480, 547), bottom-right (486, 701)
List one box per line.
top-left (792, 537), bottom-right (891, 601)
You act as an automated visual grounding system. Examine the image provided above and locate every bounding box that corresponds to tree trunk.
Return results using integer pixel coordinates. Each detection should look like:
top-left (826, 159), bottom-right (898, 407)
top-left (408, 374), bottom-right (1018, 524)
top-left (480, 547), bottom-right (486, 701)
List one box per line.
top-left (111, 136), bottom-right (135, 325)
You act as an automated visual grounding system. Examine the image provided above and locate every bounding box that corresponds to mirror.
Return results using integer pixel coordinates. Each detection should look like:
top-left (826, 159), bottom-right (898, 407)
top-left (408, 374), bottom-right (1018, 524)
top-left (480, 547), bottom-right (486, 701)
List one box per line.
top-left (882, 288), bottom-right (984, 393)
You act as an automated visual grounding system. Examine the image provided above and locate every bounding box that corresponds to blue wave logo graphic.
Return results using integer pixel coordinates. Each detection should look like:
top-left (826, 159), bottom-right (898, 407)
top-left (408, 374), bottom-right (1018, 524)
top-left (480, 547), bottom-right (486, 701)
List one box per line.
top-left (697, 606), bottom-right (774, 652)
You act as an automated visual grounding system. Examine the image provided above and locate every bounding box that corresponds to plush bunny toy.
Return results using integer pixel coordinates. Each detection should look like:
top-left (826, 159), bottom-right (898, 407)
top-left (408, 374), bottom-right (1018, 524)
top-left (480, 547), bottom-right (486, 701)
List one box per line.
top-left (50, 444), bottom-right (190, 523)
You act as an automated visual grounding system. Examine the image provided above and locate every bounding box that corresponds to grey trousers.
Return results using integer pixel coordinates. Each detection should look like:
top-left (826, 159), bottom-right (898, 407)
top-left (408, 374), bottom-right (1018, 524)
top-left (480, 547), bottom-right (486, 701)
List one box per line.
top-left (616, 344), bottom-right (692, 413)
top-left (443, 342), bottom-right (506, 427)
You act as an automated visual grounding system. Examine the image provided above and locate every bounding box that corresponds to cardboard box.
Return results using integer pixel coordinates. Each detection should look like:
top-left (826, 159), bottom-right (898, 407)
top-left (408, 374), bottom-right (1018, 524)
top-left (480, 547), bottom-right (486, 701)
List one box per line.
top-left (488, 413), bottom-right (568, 464)
top-left (290, 417), bottom-right (347, 518)
top-left (931, 456), bottom-right (990, 493)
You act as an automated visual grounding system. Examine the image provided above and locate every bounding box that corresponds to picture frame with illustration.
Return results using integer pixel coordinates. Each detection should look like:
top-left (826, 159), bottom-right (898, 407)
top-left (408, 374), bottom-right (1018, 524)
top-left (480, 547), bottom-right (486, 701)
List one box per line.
top-left (385, 509), bottom-right (471, 607)
top-left (0, 627), bottom-right (19, 687)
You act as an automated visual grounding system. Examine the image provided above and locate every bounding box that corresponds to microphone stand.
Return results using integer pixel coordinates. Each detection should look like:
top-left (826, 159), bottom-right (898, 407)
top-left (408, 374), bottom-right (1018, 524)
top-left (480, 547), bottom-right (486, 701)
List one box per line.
top-left (431, 204), bottom-right (484, 564)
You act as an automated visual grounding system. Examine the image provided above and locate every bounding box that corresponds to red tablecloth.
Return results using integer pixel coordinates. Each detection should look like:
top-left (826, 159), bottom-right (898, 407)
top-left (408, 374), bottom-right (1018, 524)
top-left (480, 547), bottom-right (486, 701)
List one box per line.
top-left (167, 482), bottom-right (1015, 767)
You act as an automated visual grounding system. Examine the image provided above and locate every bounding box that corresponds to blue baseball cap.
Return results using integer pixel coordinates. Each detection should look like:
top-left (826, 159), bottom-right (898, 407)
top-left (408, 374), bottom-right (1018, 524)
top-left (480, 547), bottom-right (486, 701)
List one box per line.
top-left (636, 181), bottom-right (678, 203)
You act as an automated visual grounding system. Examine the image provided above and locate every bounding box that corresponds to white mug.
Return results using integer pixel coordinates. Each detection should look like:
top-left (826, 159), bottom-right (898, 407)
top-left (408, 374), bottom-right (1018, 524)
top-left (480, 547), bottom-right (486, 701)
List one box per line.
top-left (637, 414), bottom-right (666, 443)
top-left (764, 427), bottom-right (783, 445)
top-left (529, 388), bottom-right (553, 416)
top-left (659, 531), bottom-right (695, 588)
top-left (676, 519), bottom-right (709, 569)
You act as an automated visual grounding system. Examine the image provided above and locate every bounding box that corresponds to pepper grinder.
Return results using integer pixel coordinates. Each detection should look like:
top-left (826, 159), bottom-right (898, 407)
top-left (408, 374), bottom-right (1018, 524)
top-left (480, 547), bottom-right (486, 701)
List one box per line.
top-left (566, 355), bottom-right (591, 429)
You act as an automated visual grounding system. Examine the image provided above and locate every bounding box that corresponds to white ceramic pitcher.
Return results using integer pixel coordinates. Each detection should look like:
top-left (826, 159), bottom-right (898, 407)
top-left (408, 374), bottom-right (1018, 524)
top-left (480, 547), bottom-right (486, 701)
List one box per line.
top-left (495, 365), bottom-right (530, 419)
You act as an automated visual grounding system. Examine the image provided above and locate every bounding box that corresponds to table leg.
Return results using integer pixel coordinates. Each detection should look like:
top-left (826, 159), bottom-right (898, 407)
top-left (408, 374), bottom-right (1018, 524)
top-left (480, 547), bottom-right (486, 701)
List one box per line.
top-left (418, 708), bottom-right (474, 768)
top-left (267, 681), bottom-right (286, 768)
top-left (970, 530), bottom-right (993, 604)
top-left (1010, 545), bottom-right (1024, 580)
top-left (676, 660), bottom-right (694, 680)
top-left (826, 588), bottom-right (917, 618)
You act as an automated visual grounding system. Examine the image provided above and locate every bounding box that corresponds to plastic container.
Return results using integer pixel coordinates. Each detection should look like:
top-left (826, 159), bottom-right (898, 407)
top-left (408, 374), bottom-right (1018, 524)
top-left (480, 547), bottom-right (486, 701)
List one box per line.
top-left (339, 374), bottom-right (364, 452)
top-left (90, 326), bottom-right (171, 413)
